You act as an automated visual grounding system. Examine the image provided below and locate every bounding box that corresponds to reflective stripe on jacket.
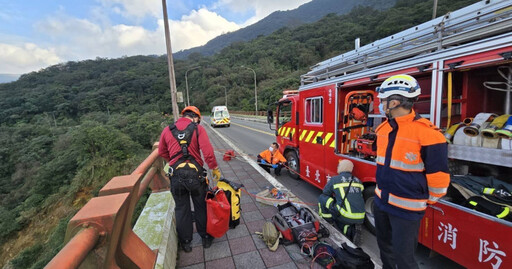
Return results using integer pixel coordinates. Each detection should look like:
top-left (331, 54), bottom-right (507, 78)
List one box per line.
top-left (258, 149), bottom-right (287, 164)
top-left (318, 172), bottom-right (365, 225)
top-left (374, 110), bottom-right (450, 220)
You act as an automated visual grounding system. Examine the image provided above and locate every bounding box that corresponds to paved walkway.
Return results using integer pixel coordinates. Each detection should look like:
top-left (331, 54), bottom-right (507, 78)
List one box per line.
top-left (176, 124), bottom-right (342, 269)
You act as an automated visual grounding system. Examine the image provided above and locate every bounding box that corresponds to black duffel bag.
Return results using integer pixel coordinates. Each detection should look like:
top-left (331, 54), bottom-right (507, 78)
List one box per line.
top-left (333, 243), bottom-right (374, 269)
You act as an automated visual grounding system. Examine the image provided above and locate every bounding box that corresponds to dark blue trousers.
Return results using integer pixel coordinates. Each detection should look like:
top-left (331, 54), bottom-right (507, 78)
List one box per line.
top-left (374, 204), bottom-right (422, 269)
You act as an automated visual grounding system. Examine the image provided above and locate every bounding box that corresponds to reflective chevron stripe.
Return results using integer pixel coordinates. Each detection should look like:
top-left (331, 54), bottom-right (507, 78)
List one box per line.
top-left (285, 128), bottom-right (292, 137)
top-left (313, 132), bottom-right (323, 144)
top-left (299, 130), bottom-right (307, 141)
top-left (275, 128), bottom-right (337, 148)
top-left (323, 133), bottom-right (333, 146)
top-left (305, 131), bottom-right (315, 142)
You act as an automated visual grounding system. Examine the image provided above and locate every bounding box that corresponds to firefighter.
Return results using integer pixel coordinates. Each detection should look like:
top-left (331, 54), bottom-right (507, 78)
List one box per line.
top-left (158, 106), bottom-right (221, 252)
top-left (318, 159), bottom-right (365, 242)
top-left (257, 142), bottom-right (287, 176)
top-left (373, 75), bottom-right (450, 269)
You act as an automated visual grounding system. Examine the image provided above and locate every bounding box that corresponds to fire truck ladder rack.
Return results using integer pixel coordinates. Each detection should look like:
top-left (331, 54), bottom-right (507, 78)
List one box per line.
top-left (301, 0), bottom-right (512, 85)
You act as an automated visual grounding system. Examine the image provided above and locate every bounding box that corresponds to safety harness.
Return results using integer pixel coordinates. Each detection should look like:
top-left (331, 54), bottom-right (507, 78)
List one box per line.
top-left (167, 122), bottom-right (206, 189)
top-left (169, 122), bottom-right (199, 165)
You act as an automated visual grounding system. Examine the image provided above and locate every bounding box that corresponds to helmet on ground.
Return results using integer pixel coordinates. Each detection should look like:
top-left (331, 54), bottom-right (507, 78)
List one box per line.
top-left (181, 106), bottom-right (201, 118)
top-left (262, 221), bottom-right (281, 251)
top-left (376, 74), bottom-right (421, 99)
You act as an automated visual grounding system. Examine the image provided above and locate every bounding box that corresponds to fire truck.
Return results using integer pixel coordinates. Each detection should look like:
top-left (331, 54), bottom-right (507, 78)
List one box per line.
top-left (267, 1), bottom-right (512, 268)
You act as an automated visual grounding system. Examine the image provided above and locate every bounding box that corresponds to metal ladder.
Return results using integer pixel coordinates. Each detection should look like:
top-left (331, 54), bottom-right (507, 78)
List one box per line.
top-left (301, 0), bottom-right (512, 85)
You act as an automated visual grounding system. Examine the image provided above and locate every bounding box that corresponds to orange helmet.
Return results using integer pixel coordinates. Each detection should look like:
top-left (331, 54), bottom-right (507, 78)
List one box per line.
top-left (181, 106), bottom-right (201, 118)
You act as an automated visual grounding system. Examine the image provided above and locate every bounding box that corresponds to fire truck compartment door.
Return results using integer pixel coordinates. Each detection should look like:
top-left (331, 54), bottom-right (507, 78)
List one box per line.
top-left (431, 200), bottom-right (512, 268)
top-left (299, 94), bottom-right (326, 189)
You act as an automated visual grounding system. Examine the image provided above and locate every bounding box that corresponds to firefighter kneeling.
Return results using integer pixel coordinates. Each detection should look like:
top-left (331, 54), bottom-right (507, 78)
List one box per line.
top-left (318, 160), bottom-right (365, 241)
top-left (257, 142), bottom-right (287, 176)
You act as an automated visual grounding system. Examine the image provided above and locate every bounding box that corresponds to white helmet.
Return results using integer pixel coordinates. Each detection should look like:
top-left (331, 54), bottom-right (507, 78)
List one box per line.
top-left (376, 74), bottom-right (421, 99)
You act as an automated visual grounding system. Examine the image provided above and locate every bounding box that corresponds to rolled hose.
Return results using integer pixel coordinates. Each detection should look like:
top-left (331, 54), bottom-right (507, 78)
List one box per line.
top-left (444, 123), bottom-right (463, 143)
top-left (501, 138), bottom-right (512, 150)
top-left (463, 117), bottom-right (474, 125)
top-left (481, 114), bottom-right (510, 138)
top-left (454, 122), bottom-right (491, 147)
top-left (463, 113), bottom-right (497, 137)
top-left (496, 115), bottom-right (512, 139)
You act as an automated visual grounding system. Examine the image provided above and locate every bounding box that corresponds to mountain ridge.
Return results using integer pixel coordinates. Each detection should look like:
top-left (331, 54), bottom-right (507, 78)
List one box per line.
top-left (174, 0), bottom-right (396, 59)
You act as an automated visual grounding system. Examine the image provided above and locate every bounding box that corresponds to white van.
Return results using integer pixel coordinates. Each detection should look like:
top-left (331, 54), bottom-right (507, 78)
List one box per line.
top-left (210, 106), bottom-right (230, 127)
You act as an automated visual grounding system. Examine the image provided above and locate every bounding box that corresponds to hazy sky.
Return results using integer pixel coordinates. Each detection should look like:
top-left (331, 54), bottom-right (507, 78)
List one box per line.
top-left (0, 0), bottom-right (311, 74)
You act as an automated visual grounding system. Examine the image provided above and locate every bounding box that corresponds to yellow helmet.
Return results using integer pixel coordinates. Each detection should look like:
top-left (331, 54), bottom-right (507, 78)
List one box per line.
top-left (376, 74), bottom-right (421, 99)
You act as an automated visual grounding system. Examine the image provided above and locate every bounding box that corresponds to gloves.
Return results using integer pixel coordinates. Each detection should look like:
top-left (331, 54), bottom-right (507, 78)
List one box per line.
top-left (272, 164), bottom-right (278, 169)
top-left (212, 167), bottom-right (221, 182)
top-left (260, 159), bottom-right (267, 164)
top-left (329, 204), bottom-right (341, 218)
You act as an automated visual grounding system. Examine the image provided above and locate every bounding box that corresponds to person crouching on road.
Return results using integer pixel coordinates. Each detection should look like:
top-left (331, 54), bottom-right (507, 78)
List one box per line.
top-left (373, 75), bottom-right (449, 269)
top-left (158, 106), bottom-right (222, 253)
top-left (257, 142), bottom-right (287, 176)
top-left (318, 159), bottom-right (365, 242)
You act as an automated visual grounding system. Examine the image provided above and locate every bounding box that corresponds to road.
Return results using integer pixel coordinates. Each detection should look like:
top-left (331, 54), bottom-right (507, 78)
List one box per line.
top-left (206, 116), bottom-right (464, 269)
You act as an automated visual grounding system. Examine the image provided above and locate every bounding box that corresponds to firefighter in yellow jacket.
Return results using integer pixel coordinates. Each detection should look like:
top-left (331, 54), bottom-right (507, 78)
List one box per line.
top-left (373, 75), bottom-right (450, 269)
top-left (257, 142), bottom-right (287, 176)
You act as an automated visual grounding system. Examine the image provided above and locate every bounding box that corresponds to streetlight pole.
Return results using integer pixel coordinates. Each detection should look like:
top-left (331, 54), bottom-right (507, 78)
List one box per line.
top-left (219, 85), bottom-right (227, 106)
top-left (432, 0), bottom-right (438, 19)
top-left (241, 66), bottom-right (257, 115)
top-left (161, 0), bottom-right (179, 121)
top-left (185, 66), bottom-right (200, 106)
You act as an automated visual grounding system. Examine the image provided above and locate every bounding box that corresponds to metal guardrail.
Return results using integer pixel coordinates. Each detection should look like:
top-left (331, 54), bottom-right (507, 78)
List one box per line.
top-left (46, 143), bottom-right (169, 269)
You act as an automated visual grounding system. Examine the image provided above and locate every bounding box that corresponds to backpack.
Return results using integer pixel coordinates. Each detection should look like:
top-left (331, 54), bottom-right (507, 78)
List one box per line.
top-left (333, 243), bottom-right (374, 269)
top-left (217, 178), bottom-right (243, 229)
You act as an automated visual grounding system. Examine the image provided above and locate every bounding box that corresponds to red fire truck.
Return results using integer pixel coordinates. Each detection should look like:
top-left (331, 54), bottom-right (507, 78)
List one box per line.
top-left (267, 1), bottom-right (512, 268)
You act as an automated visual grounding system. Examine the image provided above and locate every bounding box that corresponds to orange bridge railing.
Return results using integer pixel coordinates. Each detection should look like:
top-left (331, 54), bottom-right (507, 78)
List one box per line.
top-left (46, 143), bottom-right (169, 269)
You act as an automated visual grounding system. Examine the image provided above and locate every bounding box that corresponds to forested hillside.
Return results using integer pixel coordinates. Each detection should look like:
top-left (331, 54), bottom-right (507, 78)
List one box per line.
top-left (0, 0), bottom-right (479, 267)
top-left (174, 0), bottom-right (397, 59)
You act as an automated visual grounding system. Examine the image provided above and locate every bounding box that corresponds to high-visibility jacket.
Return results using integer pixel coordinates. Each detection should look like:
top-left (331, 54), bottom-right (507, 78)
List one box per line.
top-left (258, 149), bottom-right (287, 164)
top-left (374, 110), bottom-right (450, 220)
top-left (318, 172), bottom-right (365, 225)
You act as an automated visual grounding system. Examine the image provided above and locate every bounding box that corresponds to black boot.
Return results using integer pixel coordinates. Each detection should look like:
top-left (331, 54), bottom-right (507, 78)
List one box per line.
top-left (202, 235), bottom-right (213, 248)
top-left (181, 240), bottom-right (192, 252)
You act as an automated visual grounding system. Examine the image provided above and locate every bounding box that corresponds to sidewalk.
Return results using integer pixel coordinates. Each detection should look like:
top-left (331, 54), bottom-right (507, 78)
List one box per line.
top-left (176, 123), bottom-right (364, 269)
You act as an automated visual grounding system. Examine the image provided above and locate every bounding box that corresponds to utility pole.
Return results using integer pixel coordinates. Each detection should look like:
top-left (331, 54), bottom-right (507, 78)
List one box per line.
top-left (241, 66), bottom-right (257, 115)
top-left (162, 0), bottom-right (179, 121)
top-left (219, 85), bottom-right (228, 106)
top-left (185, 66), bottom-right (200, 106)
top-left (432, 0), bottom-right (438, 19)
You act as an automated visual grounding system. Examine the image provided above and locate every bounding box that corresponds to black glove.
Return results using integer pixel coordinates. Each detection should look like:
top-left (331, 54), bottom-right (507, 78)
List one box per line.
top-left (329, 204), bottom-right (341, 218)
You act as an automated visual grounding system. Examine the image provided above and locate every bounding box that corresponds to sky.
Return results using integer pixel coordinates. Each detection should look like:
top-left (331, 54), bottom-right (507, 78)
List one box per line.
top-left (0, 0), bottom-right (311, 75)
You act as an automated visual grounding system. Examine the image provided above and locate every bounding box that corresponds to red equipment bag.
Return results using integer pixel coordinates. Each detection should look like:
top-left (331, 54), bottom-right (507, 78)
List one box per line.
top-left (272, 202), bottom-right (321, 243)
top-left (205, 188), bottom-right (231, 238)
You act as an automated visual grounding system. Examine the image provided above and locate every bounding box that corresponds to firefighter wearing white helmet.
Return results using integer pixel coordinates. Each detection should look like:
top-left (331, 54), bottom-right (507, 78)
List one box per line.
top-left (373, 74), bottom-right (450, 269)
top-left (376, 74), bottom-right (421, 119)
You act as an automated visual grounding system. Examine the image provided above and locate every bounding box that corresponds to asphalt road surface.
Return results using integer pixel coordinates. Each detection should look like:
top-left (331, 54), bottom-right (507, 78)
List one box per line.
top-left (206, 116), bottom-right (464, 269)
